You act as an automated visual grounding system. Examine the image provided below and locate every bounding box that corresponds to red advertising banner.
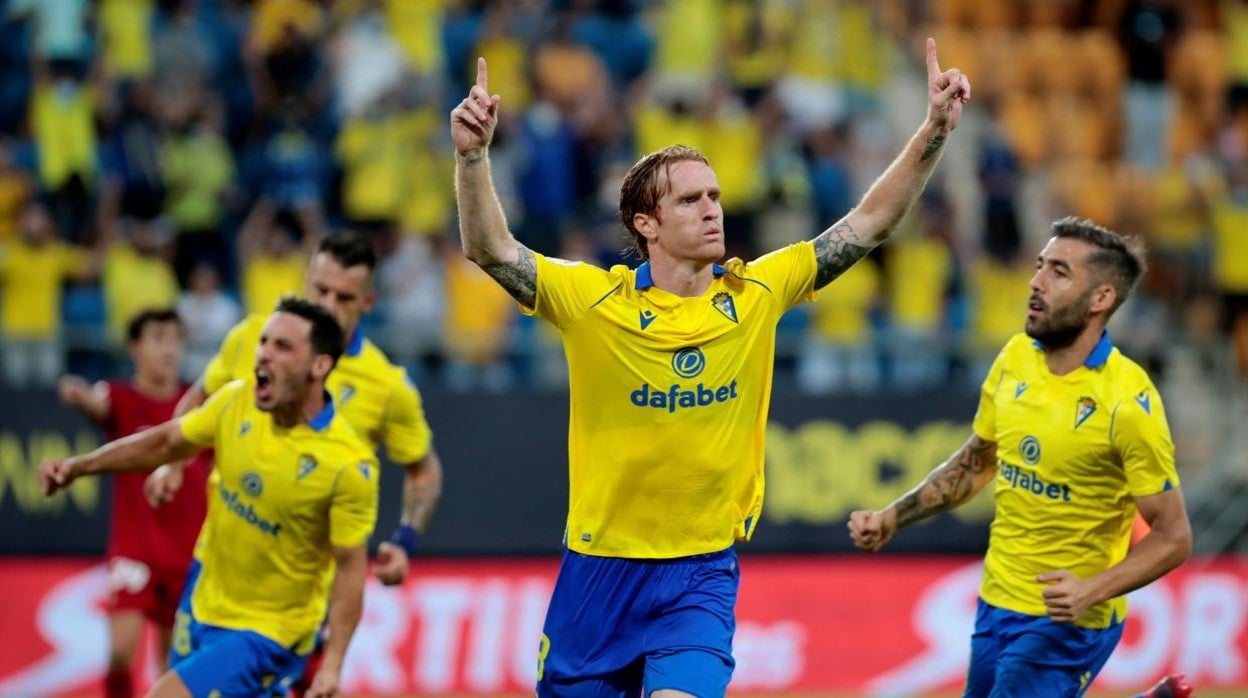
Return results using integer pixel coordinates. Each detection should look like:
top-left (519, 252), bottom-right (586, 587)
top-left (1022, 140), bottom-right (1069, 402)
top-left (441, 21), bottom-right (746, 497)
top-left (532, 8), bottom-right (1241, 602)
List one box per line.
top-left (1, 556), bottom-right (1245, 696)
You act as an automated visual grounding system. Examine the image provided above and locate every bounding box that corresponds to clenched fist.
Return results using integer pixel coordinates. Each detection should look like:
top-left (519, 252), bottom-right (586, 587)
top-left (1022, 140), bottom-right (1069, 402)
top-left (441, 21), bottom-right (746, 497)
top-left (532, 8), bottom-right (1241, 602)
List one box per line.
top-left (38, 458), bottom-right (79, 496)
top-left (847, 508), bottom-right (898, 553)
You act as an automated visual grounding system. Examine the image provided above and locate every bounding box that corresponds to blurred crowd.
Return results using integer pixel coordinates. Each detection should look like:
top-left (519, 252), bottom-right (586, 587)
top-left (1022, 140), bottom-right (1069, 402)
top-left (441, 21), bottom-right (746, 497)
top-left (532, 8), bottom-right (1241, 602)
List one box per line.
top-left (0, 0), bottom-right (1246, 394)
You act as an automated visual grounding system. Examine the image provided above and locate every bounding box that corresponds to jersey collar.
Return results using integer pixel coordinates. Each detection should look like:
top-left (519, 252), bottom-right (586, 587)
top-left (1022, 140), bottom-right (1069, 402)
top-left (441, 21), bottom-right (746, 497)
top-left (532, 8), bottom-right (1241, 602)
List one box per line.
top-left (634, 261), bottom-right (728, 290)
top-left (344, 325), bottom-right (364, 358)
top-left (308, 392), bottom-right (336, 431)
top-left (1032, 329), bottom-right (1114, 369)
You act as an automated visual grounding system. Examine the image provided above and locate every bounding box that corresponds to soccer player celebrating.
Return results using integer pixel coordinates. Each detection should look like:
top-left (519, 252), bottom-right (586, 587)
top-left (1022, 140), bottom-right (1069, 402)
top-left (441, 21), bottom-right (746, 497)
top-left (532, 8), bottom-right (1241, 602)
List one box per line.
top-left (452, 38), bottom-right (968, 696)
top-left (39, 298), bottom-right (377, 698)
top-left (148, 230), bottom-right (441, 578)
top-left (848, 218), bottom-right (1193, 696)
top-left (145, 231), bottom-right (439, 694)
top-left (58, 309), bottom-right (204, 698)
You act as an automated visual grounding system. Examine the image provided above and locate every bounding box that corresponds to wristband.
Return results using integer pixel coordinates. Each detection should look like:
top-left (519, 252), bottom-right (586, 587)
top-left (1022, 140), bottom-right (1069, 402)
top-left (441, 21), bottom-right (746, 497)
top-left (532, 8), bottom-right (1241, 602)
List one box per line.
top-left (388, 524), bottom-right (419, 556)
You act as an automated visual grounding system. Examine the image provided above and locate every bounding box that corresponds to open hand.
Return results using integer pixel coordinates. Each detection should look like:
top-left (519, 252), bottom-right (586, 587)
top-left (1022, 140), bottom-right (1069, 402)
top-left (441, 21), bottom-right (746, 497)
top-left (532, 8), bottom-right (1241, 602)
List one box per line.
top-left (1038, 569), bottom-right (1099, 623)
top-left (925, 37), bottom-right (971, 132)
top-left (450, 57), bottom-right (501, 155)
top-left (847, 508), bottom-right (898, 553)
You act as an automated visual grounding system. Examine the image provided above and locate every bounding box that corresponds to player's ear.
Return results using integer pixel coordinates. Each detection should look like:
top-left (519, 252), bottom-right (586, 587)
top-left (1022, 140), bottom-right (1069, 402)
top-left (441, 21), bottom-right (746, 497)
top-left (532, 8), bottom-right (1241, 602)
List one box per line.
top-left (1090, 282), bottom-right (1117, 314)
top-left (633, 213), bottom-right (658, 246)
top-left (361, 288), bottom-right (377, 314)
top-left (311, 354), bottom-right (334, 381)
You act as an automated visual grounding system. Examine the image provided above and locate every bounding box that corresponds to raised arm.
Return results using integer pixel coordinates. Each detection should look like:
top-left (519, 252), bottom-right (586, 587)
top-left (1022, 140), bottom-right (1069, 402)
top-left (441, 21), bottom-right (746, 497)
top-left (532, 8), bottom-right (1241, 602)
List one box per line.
top-left (812, 38), bottom-right (970, 290)
top-left (848, 433), bottom-right (997, 552)
top-left (38, 421), bottom-right (202, 496)
top-left (451, 57), bottom-right (536, 308)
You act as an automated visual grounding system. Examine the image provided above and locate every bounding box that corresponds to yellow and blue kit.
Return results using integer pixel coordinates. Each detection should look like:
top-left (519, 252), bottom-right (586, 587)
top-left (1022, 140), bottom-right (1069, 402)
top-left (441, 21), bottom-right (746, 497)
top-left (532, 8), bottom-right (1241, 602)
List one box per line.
top-left (966, 331), bottom-right (1179, 697)
top-left (524, 243), bottom-right (817, 696)
top-left (169, 381), bottom-right (379, 697)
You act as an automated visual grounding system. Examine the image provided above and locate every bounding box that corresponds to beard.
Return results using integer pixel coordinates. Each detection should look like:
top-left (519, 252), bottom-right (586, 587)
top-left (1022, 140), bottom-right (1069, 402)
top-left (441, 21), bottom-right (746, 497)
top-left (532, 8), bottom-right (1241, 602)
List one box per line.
top-left (257, 369), bottom-right (312, 414)
top-left (1025, 286), bottom-right (1093, 349)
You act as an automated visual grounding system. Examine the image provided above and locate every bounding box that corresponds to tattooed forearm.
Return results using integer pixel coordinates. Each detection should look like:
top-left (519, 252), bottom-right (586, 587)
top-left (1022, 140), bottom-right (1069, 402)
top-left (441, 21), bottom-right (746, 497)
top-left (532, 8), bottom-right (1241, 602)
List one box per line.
top-left (813, 220), bottom-right (874, 290)
top-left (918, 133), bottom-right (946, 162)
top-left (894, 434), bottom-right (997, 529)
top-left (401, 451), bottom-right (442, 531)
top-left (459, 151), bottom-right (485, 166)
top-left (481, 245), bottom-right (538, 307)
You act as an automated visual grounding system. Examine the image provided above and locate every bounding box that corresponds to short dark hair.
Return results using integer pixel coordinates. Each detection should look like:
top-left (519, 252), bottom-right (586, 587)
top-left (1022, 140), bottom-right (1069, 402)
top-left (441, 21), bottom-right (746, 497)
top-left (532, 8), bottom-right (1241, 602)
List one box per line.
top-left (618, 145), bottom-right (710, 260)
top-left (1051, 216), bottom-right (1147, 313)
top-left (317, 230), bottom-right (376, 271)
top-left (275, 295), bottom-right (345, 366)
top-left (126, 308), bottom-right (183, 343)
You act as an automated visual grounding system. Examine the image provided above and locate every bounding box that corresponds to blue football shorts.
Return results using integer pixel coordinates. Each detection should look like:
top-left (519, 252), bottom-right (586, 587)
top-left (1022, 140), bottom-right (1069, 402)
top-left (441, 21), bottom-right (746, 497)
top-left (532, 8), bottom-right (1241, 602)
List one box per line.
top-left (964, 597), bottom-right (1125, 698)
top-left (536, 547), bottom-right (739, 697)
top-left (166, 560), bottom-right (310, 698)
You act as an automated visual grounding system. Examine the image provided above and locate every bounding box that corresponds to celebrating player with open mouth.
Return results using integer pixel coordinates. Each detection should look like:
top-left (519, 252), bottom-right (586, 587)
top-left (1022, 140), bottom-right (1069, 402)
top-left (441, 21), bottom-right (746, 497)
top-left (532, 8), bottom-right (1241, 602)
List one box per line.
top-left (39, 298), bottom-right (378, 697)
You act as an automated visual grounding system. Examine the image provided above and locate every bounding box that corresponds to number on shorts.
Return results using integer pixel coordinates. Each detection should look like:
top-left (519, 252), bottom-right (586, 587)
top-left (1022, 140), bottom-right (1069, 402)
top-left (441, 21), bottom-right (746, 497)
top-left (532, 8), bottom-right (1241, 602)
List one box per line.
top-left (173, 610), bottom-right (192, 657)
top-left (536, 633), bottom-right (551, 681)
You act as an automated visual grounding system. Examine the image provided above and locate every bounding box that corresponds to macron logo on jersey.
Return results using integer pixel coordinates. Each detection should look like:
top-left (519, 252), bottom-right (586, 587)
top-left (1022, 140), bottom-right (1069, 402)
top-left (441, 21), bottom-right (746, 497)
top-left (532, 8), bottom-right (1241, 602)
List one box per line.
top-left (1135, 390), bottom-right (1152, 415)
top-left (639, 309), bottom-right (656, 330)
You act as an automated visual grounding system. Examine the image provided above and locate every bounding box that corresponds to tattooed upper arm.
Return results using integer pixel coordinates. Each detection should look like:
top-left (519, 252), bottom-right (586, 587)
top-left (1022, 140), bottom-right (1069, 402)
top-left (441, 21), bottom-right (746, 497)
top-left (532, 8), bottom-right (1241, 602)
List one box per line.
top-left (893, 433), bottom-right (998, 529)
top-left (480, 244), bottom-right (537, 308)
top-left (812, 219), bottom-right (875, 290)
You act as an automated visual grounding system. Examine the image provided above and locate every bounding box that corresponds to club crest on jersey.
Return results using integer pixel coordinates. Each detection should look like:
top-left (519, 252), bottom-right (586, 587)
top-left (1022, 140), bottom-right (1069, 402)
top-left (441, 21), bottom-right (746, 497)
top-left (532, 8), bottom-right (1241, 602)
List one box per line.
top-left (296, 453), bottom-right (318, 479)
top-left (711, 291), bottom-right (738, 323)
top-left (338, 384), bottom-right (356, 407)
top-left (1075, 396), bottom-right (1097, 429)
top-left (1135, 389), bottom-right (1152, 415)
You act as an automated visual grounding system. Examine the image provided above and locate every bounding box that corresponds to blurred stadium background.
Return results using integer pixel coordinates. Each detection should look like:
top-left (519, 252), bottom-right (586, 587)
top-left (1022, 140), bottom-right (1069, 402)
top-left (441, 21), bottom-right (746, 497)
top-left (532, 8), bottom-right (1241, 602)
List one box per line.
top-left (1, 0), bottom-right (1247, 695)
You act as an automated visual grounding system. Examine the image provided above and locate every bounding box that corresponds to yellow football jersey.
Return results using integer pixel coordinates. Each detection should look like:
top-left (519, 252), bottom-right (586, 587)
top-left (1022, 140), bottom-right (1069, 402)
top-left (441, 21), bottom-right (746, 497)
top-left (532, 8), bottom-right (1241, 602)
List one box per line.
top-left (178, 380), bottom-right (379, 649)
top-left (523, 243), bottom-right (817, 559)
top-left (973, 333), bottom-right (1179, 629)
top-left (203, 314), bottom-right (432, 464)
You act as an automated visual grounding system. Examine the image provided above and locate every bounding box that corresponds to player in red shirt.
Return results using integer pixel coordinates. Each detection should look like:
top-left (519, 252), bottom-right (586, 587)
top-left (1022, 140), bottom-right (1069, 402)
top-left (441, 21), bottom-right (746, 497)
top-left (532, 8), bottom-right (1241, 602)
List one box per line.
top-left (57, 309), bottom-right (207, 698)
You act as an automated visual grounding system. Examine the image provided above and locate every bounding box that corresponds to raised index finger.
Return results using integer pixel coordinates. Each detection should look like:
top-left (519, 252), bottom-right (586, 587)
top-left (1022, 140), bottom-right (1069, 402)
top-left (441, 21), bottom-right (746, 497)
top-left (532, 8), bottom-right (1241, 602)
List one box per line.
top-left (476, 56), bottom-right (488, 91)
top-left (926, 37), bottom-right (940, 81)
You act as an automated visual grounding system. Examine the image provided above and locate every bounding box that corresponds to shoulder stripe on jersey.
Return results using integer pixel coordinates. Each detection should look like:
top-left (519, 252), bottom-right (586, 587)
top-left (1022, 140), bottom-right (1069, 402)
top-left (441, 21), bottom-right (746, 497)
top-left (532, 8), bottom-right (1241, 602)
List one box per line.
top-left (589, 282), bottom-right (623, 309)
top-left (725, 271), bottom-right (772, 293)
